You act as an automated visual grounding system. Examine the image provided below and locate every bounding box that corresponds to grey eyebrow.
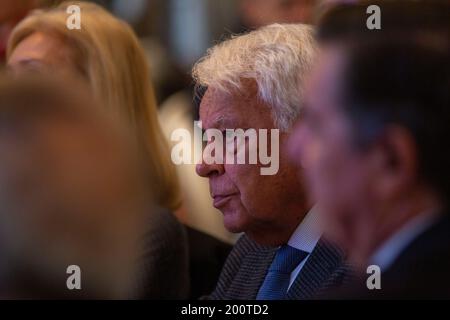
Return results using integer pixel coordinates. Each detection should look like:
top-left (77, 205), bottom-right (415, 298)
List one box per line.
top-left (211, 115), bottom-right (235, 128)
top-left (17, 58), bottom-right (43, 66)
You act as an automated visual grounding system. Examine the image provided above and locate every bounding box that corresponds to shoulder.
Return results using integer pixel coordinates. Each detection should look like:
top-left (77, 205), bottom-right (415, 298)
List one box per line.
top-left (288, 238), bottom-right (354, 299)
top-left (207, 234), bottom-right (270, 299)
top-left (139, 207), bottom-right (189, 299)
top-left (145, 207), bottom-right (188, 249)
top-left (380, 214), bottom-right (450, 298)
top-left (186, 227), bottom-right (232, 299)
top-left (224, 234), bottom-right (270, 266)
top-left (142, 207), bottom-right (188, 272)
top-left (310, 239), bottom-right (347, 272)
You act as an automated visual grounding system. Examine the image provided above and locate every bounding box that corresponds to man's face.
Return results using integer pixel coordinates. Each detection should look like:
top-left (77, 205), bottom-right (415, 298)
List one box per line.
top-left (197, 83), bottom-right (306, 244)
top-left (289, 48), bottom-right (377, 247)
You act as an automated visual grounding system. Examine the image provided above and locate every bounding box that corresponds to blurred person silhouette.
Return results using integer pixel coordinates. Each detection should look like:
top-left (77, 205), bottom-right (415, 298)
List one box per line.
top-left (6, 1), bottom-right (189, 299)
top-left (0, 75), bottom-right (151, 299)
top-left (193, 24), bottom-right (351, 300)
top-left (289, 0), bottom-right (450, 298)
top-left (239, 0), bottom-right (319, 29)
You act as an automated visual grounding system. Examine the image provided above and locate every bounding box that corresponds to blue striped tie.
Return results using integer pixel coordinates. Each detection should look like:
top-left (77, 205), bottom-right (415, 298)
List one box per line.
top-left (256, 245), bottom-right (309, 300)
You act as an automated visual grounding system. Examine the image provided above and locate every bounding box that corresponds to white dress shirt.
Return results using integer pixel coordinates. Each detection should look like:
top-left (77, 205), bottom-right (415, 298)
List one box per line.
top-left (370, 210), bottom-right (440, 272)
top-left (286, 206), bottom-right (323, 289)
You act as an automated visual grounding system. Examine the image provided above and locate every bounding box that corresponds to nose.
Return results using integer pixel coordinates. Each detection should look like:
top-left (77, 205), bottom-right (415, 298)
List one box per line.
top-left (196, 160), bottom-right (225, 177)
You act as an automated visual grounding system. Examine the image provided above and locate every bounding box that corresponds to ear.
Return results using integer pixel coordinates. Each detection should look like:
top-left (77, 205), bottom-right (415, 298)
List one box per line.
top-left (287, 122), bottom-right (313, 170)
top-left (370, 125), bottom-right (419, 199)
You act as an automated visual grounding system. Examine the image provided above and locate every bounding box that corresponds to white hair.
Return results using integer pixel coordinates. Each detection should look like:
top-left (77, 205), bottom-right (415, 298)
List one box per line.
top-left (192, 23), bottom-right (317, 131)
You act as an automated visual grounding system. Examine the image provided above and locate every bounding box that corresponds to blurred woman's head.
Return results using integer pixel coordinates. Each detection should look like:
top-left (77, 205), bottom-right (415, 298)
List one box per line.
top-left (7, 1), bottom-right (180, 210)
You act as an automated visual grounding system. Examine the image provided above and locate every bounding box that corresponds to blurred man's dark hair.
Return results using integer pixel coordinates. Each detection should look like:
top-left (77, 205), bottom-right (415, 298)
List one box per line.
top-left (317, 0), bottom-right (450, 204)
top-left (317, 0), bottom-right (450, 43)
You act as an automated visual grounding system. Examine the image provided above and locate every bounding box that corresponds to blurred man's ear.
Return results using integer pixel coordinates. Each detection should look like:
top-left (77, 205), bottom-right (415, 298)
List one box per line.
top-left (370, 125), bottom-right (419, 200)
top-left (287, 121), bottom-right (309, 170)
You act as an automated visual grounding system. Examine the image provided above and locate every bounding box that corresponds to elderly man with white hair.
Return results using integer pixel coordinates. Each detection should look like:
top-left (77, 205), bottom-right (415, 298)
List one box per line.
top-left (193, 23), bottom-right (350, 300)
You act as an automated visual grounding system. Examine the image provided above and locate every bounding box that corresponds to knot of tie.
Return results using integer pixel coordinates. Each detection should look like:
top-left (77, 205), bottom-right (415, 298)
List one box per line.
top-left (269, 245), bottom-right (309, 274)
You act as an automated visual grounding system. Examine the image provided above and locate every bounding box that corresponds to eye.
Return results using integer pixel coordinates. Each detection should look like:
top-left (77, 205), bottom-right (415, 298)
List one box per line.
top-left (223, 130), bottom-right (235, 140)
top-left (222, 130), bottom-right (236, 155)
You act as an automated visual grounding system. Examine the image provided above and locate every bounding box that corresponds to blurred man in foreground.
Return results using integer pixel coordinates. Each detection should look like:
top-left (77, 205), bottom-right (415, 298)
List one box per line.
top-left (193, 24), bottom-right (350, 300)
top-left (0, 75), bottom-right (151, 299)
top-left (289, 1), bottom-right (450, 298)
top-left (0, 0), bottom-right (58, 63)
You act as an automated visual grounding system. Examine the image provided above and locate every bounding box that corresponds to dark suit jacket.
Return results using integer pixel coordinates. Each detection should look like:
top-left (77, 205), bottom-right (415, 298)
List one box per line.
top-left (137, 208), bottom-right (190, 299)
top-left (137, 212), bottom-right (232, 300)
top-left (186, 226), bottom-right (232, 299)
top-left (206, 234), bottom-right (351, 300)
top-left (330, 213), bottom-right (450, 299)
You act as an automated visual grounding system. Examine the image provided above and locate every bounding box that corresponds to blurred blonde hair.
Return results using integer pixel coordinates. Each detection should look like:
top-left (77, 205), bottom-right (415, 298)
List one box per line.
top-left (7, 1), bottom-right (181, 210)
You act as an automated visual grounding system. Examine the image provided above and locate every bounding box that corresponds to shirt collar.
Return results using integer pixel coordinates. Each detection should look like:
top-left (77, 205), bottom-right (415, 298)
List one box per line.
top-left (371, 210), bottom-right (441, 272)
top-left (288, 205), bottom-right (323, 254)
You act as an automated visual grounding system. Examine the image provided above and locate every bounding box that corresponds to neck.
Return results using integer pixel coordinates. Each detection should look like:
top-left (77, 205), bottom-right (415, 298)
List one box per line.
top-left (248, 201), bottom-right (310, 247)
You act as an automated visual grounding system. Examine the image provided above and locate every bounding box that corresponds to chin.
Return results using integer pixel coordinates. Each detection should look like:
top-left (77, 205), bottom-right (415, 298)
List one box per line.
top-left (222, 211), bottom-right (247, 234)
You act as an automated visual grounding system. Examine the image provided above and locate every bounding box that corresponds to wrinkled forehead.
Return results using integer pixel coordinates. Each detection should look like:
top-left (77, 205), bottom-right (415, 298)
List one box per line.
top-left (199, 82), bottom-right (275, 129)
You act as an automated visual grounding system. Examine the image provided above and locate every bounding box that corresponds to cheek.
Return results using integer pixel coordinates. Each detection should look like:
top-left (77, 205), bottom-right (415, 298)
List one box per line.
top-left (316, 150), bottom-right (373, 219)
top-left (225, 164), bottom-right (256, 199)
top-left (310, 141), bottom-right (342, 182)
top-left (225, 164), bottom-right (274, 214)
top-left (318, 158), bottom-right (375, 250)
top-left (308, 142), bottom-right (357, 206)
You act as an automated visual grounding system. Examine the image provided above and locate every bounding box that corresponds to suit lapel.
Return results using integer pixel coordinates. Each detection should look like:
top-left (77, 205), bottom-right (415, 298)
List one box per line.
top-left (221, 236), bottom-right (346, 300)
top-left (286, 238), bottom-right (345, 299)
top-left (226, 245), bottom-right (276, 299)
